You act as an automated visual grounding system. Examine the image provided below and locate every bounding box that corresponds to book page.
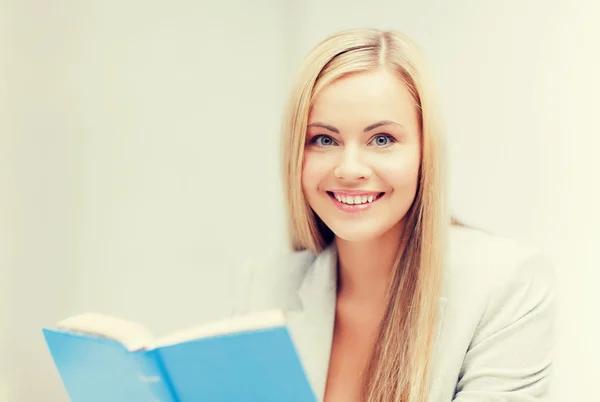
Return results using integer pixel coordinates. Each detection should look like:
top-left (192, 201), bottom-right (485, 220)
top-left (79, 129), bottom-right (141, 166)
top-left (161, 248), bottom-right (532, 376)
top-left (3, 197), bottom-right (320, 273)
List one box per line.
top-left (153, 309), bottom-right (286, 348)
top-left (56, 312), bottom-right (156, 351)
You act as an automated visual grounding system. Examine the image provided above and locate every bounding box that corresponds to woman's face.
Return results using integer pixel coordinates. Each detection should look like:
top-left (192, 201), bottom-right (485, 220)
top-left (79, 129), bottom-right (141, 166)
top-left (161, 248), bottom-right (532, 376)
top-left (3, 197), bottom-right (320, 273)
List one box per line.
top-left (302, 67), bottom-right (422, 243)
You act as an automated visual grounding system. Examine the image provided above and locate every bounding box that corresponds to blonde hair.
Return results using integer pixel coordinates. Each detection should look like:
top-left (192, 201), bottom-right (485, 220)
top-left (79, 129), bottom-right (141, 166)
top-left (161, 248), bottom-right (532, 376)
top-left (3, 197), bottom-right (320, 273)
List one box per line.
top-left (281, 28), bottom-right (451, 402)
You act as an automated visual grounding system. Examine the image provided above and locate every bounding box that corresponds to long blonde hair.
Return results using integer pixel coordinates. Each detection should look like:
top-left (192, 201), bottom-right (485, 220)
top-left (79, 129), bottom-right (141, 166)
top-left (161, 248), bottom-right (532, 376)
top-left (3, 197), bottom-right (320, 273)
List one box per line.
top-left (281, 28), bottom-right (451, 402)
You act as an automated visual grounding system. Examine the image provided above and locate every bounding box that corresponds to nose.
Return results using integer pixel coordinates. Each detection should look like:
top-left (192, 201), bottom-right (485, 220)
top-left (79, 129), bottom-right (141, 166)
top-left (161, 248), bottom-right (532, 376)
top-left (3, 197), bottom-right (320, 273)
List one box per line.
top-left (333, 145), bottom-right (372, 180)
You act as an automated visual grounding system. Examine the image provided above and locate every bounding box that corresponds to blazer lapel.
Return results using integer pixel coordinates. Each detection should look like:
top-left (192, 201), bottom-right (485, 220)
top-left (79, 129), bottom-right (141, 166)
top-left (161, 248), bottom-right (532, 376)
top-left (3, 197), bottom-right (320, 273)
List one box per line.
top-left (286, 245), bottom-right (337, 402)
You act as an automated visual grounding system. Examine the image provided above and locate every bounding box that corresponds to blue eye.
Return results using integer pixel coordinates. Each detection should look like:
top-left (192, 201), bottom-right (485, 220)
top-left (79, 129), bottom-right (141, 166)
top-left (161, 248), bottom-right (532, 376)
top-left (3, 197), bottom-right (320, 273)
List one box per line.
top-left (310, 135), bottom-right (337, 146)
top-left (370, 134), bottom-right (396, 147)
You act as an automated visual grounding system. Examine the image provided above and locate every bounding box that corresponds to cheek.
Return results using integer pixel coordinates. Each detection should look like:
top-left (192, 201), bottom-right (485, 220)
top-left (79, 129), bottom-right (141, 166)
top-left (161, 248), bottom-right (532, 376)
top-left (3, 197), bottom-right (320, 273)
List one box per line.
top-left (301, 152), bottom-right (333, 191)
top-left (374, 152), bottom-right (421, 190)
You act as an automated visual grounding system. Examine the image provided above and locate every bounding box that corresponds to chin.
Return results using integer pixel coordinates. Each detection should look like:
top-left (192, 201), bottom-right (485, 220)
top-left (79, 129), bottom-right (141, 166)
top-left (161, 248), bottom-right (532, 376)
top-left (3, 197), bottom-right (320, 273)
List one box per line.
top-left (325, 221), bottom-right (390, 243)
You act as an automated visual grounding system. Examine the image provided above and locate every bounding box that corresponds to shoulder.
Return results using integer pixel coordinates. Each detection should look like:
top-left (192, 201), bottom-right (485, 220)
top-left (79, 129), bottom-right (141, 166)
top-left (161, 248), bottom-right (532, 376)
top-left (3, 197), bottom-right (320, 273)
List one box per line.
top-left (231, 248), bottom-right (317, 315)
top-left (440, 226), bottom-right (557, 397)
top-left (443, 225), bottom-right (557, 346)
top-left (446, 225), bottom-right (555, 298)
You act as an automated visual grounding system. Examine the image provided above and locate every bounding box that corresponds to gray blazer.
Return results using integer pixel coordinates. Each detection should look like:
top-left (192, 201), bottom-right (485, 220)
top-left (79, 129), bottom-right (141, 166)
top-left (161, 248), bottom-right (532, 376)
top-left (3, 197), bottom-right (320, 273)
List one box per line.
top-left (232, 226), bottom-right (557, 401)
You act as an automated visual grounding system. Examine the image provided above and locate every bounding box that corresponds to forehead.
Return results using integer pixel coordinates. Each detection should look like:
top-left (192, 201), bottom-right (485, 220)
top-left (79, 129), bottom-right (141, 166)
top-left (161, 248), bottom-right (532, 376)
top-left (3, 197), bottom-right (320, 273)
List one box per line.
top-left (309, 68), bottom-right (418, 129)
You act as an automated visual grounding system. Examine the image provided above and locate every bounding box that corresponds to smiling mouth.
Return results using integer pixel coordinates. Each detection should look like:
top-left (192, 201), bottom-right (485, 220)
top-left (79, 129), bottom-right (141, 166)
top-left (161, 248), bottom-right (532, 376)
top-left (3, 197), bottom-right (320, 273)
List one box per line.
top-left (326, 191), bottom-right (385, 205)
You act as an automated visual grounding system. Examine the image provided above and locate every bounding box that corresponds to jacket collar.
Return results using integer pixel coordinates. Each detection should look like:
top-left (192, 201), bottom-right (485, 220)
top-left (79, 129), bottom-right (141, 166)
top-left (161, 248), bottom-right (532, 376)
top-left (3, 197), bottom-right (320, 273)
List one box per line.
top-left (286, 244), bottom-right (337, 401)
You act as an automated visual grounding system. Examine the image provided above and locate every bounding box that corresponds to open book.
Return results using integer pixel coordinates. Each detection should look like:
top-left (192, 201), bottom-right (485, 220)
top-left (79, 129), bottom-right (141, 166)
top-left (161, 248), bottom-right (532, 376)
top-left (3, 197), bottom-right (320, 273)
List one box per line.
top-left (42, 310), bottom-right (316, 402)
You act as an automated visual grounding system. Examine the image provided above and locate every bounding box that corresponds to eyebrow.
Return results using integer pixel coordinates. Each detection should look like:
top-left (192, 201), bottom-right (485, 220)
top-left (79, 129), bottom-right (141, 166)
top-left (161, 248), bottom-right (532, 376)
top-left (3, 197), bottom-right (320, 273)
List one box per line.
top-left (307, 120), bottom-right (405, 133)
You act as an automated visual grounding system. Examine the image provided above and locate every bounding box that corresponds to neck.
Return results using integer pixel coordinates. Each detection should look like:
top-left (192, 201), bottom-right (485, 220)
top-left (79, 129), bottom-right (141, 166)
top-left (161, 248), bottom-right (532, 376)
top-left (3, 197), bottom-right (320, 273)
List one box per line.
top-left (335, 221), bottom-right (405, 304)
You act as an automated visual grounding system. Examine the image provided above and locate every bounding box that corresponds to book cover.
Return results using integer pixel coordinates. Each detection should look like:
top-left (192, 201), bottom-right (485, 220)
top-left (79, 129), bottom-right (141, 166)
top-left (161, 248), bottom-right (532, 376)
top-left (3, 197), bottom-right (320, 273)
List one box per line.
top-left (43, 310), bottom-right (316, 402)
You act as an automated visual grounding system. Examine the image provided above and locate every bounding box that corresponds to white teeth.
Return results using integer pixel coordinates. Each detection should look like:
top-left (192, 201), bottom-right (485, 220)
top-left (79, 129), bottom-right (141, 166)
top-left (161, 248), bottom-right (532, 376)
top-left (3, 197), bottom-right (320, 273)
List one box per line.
top-left (333, 193), bottom-right (378, 205)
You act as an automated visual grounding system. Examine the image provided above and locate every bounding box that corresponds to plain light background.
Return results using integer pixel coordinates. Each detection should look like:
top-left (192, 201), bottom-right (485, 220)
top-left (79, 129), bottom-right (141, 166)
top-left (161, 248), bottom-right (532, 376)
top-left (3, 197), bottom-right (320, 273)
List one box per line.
top-left (1, 0), bottom-right (598, 401)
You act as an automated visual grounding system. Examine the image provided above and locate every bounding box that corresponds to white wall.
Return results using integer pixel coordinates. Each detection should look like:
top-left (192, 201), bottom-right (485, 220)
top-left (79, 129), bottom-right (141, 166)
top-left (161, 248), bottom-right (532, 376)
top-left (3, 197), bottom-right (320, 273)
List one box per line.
top-left (3, 0), bottom-right (598, 401)
top-left (3, 1), bottom-right (290, 401)
top-left (0, 2), bottom-right (14, 400)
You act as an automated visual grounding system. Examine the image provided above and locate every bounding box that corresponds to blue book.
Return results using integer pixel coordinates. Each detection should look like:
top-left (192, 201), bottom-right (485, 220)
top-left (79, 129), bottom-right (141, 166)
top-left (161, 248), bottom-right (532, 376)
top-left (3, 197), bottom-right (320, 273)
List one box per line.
top-left (42, 310), bottom-right (316, 402)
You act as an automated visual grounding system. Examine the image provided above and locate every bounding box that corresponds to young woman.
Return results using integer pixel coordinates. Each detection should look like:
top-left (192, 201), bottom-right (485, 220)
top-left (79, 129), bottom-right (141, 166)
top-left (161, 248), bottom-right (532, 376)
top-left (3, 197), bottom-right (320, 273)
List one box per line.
top-left (234, 28), bottom-right (556, 402)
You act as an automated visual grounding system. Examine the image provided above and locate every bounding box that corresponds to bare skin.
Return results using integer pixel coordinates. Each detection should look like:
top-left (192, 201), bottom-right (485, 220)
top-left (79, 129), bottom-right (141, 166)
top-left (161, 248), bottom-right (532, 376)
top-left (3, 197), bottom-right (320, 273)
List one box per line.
top-left (324, 230), bottom-right (403, 402)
